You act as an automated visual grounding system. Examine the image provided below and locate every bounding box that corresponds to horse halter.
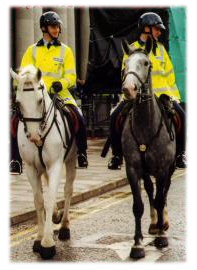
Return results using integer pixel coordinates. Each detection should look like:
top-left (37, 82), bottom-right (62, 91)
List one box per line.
top-left (122, 52), bottom-right (153, 103)
top-left (16, 84), bottom-right (50, 138)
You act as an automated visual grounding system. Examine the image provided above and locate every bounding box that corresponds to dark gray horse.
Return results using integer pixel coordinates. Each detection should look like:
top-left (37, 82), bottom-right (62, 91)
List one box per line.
top-left (121, 38), bottom-right (176, 259)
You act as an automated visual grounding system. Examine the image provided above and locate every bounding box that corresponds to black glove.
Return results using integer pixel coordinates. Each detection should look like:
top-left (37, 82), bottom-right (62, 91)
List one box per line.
top-left (51, 81), bottom-right (63, 93)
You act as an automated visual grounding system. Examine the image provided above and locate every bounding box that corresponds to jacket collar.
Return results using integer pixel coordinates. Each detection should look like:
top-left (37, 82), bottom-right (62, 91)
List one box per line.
top-left (36, 38), bottom-right (61, 47)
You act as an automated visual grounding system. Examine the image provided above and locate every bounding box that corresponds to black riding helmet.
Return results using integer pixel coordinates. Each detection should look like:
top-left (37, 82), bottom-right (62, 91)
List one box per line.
top-left (40, 11), bottom-right (63, 33)
top-left (138, 12), bottom-right (166, 33)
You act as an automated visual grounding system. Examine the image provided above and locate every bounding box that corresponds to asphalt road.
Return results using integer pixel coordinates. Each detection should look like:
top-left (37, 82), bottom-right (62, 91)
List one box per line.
top-left (10, 169), bottom-right (186, 262)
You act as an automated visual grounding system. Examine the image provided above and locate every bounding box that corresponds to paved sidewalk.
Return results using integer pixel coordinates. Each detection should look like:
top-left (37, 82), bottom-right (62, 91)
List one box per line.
top-left (10, 139), bottom-right (127, 225)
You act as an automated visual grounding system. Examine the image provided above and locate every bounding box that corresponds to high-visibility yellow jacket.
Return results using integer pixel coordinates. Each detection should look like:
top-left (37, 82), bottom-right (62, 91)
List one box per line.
top-left (122, 40), bottom-right (181, 100)
top-left (21, 38), bottom-right (77, 106)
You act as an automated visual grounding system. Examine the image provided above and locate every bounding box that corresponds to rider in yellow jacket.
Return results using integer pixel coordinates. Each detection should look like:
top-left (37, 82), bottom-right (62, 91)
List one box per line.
top-left (108, 12), bottom-right (186, 170)
top-left (21, 36), bottom-right (77, 106)
top-left (122, 40), bottom-right (181, 101)
top-left (21, 11), bottom-right (88, 167)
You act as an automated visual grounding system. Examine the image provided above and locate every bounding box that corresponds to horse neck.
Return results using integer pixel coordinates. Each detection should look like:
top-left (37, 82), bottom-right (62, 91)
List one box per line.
top-left (132, 95), bottom-right (161, 135)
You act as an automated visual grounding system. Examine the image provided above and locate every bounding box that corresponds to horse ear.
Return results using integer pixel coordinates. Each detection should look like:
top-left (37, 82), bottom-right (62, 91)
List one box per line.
top-left (145, 36), bottom-right (153, 55)
top-left (10, 68), bottom-right (20, 81)
top-left (121, 39), bottom-right (133, 56)
top-left (36, 68), bottom-right (42, 82)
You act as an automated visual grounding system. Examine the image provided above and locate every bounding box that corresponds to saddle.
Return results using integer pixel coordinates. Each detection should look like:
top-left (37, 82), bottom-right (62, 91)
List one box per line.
top-left (11, 97), bottom-right (81, 140)
top-left (158, 94), bottom-right (182, 135)
top-left (116, 101), bottom-right (134, 133)
top-left (54, 97), bottom-right (80, 136)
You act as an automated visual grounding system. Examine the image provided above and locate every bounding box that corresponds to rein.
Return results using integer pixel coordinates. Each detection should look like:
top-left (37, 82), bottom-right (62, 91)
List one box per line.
top-left (17, 84), bottom-right (47, 129)
top-left (122, 58), bottom-right (153, 103)
top-left (16, 84), bottom-right (72, 168)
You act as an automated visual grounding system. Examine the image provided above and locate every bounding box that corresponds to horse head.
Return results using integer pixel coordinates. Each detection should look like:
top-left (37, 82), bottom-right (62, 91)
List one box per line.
top-left (10, 65), bottom-right (48, 144)
top-left (121, 37), bottom-right (153, 101)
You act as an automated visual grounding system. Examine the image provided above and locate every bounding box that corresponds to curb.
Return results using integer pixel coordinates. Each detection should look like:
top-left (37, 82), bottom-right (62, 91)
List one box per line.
top-left (11, 177), bottom-right (128, 226)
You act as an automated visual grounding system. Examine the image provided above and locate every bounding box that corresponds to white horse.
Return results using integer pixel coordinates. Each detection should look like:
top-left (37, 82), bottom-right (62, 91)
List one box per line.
top-left (10, 65), bottom-right (77, 259)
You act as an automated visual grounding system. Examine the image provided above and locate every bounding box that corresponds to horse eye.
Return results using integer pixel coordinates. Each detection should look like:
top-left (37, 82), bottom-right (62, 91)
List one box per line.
top-left (144, 61), bottom-right (149, 66)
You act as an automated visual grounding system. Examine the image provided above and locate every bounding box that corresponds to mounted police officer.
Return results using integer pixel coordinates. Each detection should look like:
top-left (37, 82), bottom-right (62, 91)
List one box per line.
top-left (11, 11), bottom-right (88, 171)
top-left (107, 12), bottom-right (186, 170)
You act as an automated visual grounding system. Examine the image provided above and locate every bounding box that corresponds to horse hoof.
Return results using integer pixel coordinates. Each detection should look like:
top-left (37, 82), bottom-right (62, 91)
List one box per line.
top-left (154, 236), bottom-right (168, 248)
top-left (148, 224), bottom-right (158, 235)
top-left (52, 211), bottom-right (63, 224)
top-left (58, 227), bottom-right (70, 241)
top-left (130, 247), bottom-right (145, 259)
top-left (33, 240), bottom-right (41, 253)
top-left (40, 245), bottom-right (56, 260)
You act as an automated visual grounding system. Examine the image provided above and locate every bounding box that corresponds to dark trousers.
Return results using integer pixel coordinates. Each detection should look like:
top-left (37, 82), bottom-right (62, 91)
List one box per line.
top-left (110, 101), bottom-right (127, 157)
top-left (173, 101), bottom-right (186, 155)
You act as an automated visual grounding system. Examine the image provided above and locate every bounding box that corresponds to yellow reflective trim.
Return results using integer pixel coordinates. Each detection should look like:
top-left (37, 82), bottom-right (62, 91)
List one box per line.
top-left (42, 72), bottom-right (62, 78)
top-left (152, 69), bottom-right (174, 77)
top-left (152, 70), bottom-right (165, 76)
top-left (32, 45), bottom-right (37, 62)
top-left (65, 69), bottom-right (76, 74)
top-left (65, 77), bottom-right (72, 87)
top-left (165, 69), bottom-right (174, 77)
top-left (60, 44), bottom-right (66, 59)
top-left (154, 86), bottom-right (178, 93)
top-left (158, 44), bottom-right (164, 62)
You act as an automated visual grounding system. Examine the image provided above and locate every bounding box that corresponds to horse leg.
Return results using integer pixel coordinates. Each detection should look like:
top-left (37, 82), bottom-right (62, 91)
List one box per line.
top-left (143, 174), bottom-right (158, 234)
top-left (154, 174), bottom-right (170, 248)
top-left (59, 157), bottom-right (76, 240)
top-left (161, 164), bottom-right (175, 231)
top-left (40, 161), bottom-right (63, 259)
top-left (143, 175), bottom-right (169, 234)
top-left (25, 164), bottom-right (44, 254)
top-left (127, 168), bottom-right (145, 259)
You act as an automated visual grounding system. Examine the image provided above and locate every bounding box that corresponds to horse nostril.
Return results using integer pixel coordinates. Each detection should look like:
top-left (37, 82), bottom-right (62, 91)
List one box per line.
top-left (134, 84), bottom-right (137, 91)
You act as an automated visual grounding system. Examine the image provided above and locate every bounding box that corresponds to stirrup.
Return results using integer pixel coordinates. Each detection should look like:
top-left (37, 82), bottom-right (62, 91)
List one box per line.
top-left (9, 160), bottom-right (22, 175)
top-left (176, 152), bottom-right (187, 169)
top-left (108, 156), bottom-right (122, 170)
top-left (78, 153), bottom-right (88, 168)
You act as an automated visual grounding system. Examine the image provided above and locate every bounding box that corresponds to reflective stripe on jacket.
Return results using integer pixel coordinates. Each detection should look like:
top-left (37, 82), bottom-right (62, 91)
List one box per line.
top-left (122, 41), bottom-right (181, 100)
top-left (21, 40), bottom-right (77, 106)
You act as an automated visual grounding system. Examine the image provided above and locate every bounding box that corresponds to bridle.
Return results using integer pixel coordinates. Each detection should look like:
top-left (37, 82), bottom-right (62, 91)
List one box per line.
top-left (15, 84), bottom-right (54, 139)
top-left (122, 51), bottom-right (153, 103)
